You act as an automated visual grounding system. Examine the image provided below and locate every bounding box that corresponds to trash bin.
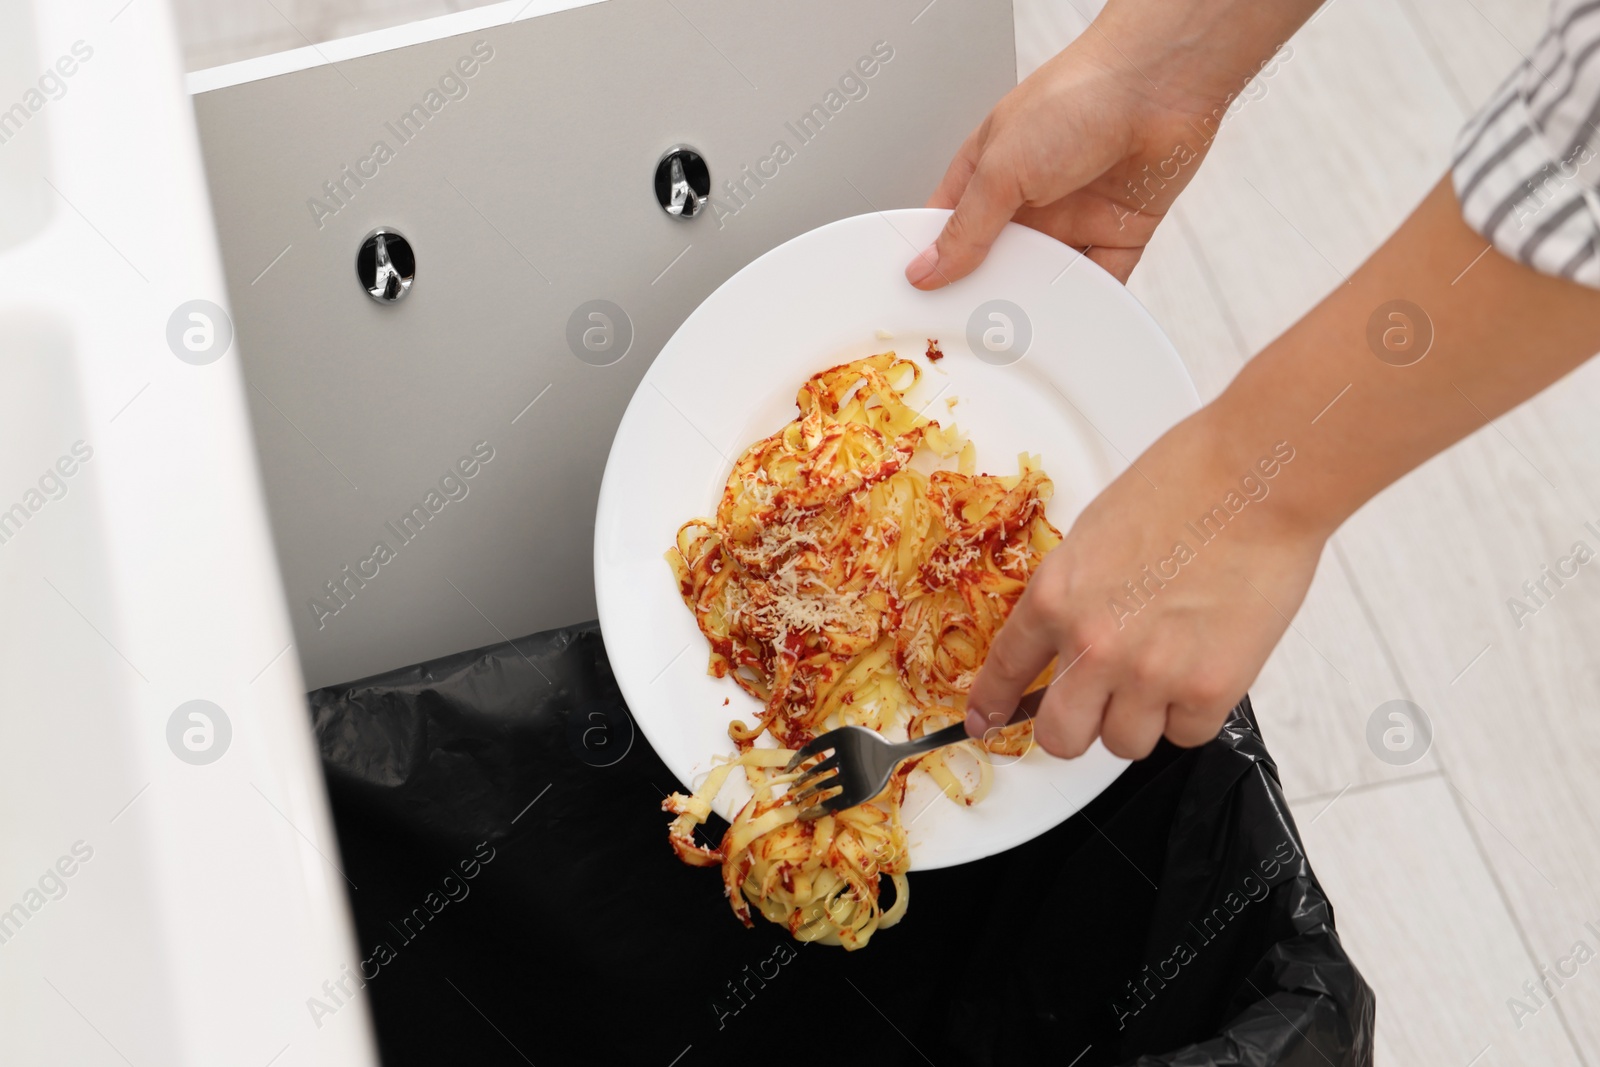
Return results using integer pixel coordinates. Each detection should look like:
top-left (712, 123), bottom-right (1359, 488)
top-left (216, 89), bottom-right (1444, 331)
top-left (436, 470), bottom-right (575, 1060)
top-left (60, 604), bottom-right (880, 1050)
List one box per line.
top-left (308, 622), bottom-right (1374, 1066)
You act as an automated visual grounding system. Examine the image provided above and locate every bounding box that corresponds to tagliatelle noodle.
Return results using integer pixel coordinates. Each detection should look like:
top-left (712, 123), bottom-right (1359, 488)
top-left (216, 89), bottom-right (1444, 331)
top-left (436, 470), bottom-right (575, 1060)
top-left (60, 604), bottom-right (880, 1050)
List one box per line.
top-left (663, 352), bottom-right (1060, 949)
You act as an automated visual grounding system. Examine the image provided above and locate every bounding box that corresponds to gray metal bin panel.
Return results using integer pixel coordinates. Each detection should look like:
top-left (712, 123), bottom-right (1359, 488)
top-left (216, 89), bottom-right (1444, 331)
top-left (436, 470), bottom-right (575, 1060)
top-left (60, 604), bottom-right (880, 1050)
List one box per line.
top-left (191, 0), bottom-right (1016, 688)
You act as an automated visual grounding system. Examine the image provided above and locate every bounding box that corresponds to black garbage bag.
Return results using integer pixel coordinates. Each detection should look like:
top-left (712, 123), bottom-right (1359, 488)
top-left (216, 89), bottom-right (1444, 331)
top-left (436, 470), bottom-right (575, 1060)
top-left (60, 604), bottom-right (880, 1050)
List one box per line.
top-left (307, 622), bottom-right (1373, 1066)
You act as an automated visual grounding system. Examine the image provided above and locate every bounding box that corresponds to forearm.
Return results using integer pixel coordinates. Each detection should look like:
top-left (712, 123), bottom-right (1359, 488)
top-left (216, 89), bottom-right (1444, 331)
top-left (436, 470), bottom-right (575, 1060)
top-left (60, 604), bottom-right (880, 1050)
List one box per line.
top-left (1094, 0), bottom-right (1322, 110)
top-left (1210, 176), bottom-right (1600, 537)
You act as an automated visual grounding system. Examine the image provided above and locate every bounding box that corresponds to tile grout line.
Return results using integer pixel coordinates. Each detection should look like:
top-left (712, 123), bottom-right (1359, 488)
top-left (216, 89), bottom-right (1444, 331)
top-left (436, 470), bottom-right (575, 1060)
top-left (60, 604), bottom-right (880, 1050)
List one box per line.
top-left (1319, 539), bottom-right (1597, 1059)
top-left (1391, 0), bottom-right (1475, 116)
top-left (1333, 518), bottom-right (1591, 1064)
top-left (1285, 768), bottom-right (1442, 810)
top-left (1440, 767), bottom-right (1594, 1067)
top-left (1171, 210), bottom-right (1254, 371)
top-left (1328, 538), bottom-right (1414, 702)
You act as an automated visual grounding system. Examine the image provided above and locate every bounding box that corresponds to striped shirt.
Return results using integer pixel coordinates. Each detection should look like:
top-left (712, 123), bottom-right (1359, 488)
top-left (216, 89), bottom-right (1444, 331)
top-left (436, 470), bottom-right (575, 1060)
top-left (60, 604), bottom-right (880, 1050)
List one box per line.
top-left (1454, 0), bottom-right (1600, 287)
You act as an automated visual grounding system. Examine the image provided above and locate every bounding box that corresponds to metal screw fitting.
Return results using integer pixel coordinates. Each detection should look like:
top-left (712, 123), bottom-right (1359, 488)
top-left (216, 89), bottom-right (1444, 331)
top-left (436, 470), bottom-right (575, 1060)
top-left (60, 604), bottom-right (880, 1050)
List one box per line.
top-left (655, 146), bottom-right (710, 221)
top-left (357, 228), bottom-right (415, 303)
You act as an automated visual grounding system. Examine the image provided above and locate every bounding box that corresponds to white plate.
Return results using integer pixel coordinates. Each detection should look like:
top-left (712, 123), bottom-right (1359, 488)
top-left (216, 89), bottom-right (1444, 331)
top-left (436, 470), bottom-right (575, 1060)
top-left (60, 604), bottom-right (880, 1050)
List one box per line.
top-left (594, 209), bottom-right (1199, 870)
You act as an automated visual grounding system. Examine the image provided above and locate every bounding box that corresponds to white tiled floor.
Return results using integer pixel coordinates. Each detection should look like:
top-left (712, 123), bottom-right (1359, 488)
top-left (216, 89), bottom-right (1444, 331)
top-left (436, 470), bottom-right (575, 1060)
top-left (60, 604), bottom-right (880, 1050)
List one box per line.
top-left (171, 0), bottom-right (1600, 1062)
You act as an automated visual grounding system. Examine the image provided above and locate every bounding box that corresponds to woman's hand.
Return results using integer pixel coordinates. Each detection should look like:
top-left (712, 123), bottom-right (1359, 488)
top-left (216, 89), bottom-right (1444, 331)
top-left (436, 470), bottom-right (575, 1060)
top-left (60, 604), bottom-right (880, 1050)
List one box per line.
top-left (907, 34), bottom-right (1223, 287)
top-left (964, 174), bottom-right (1600, 759)
top-left (908, 0), bottom-right (1313, 288)
top-left (964, 408), bottom-right (1329, 758)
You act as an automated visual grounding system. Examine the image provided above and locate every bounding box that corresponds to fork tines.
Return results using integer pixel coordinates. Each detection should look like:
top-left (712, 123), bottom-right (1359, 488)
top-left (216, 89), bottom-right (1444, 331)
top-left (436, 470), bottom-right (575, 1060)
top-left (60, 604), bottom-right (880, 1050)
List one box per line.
top-left (785, 742), bottom-right (844, 819)
top-left (790, 754), bottom-right (840, 802)
top-left (782, 734), bottom-right (834, 774)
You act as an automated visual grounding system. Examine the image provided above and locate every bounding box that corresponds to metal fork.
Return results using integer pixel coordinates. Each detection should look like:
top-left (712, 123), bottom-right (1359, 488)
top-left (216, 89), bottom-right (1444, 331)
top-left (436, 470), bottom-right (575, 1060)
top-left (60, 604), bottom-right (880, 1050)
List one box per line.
top-left (784, 689), bottom-right (1047, 819)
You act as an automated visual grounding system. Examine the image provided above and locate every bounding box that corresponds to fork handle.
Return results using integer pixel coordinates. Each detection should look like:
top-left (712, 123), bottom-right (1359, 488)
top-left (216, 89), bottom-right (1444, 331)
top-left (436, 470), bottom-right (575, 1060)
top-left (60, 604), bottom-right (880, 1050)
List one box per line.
top-left (897, 721), bottom-right (974, 759)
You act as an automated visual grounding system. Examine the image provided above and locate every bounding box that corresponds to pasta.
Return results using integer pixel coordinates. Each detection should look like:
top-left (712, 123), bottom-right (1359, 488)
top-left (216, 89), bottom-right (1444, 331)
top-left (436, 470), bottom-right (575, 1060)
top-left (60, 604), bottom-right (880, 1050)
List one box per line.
top-left (662, 352), bottom-right (1060, 949)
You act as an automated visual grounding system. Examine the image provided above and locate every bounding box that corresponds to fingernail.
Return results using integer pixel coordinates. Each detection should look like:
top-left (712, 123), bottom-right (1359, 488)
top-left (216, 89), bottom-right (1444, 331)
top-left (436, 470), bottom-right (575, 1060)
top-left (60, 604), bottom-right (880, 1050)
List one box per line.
top-left (905, 244), bottom-right (939, 287)
top-left (965, 709), bottom-right (987, 738)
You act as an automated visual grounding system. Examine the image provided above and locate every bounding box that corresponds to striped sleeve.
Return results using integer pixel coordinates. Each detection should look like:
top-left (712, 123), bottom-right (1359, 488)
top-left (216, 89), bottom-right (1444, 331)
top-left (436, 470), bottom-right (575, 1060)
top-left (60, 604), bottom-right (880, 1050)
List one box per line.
top-left (1453, 0), bottom-right (1600, 288)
